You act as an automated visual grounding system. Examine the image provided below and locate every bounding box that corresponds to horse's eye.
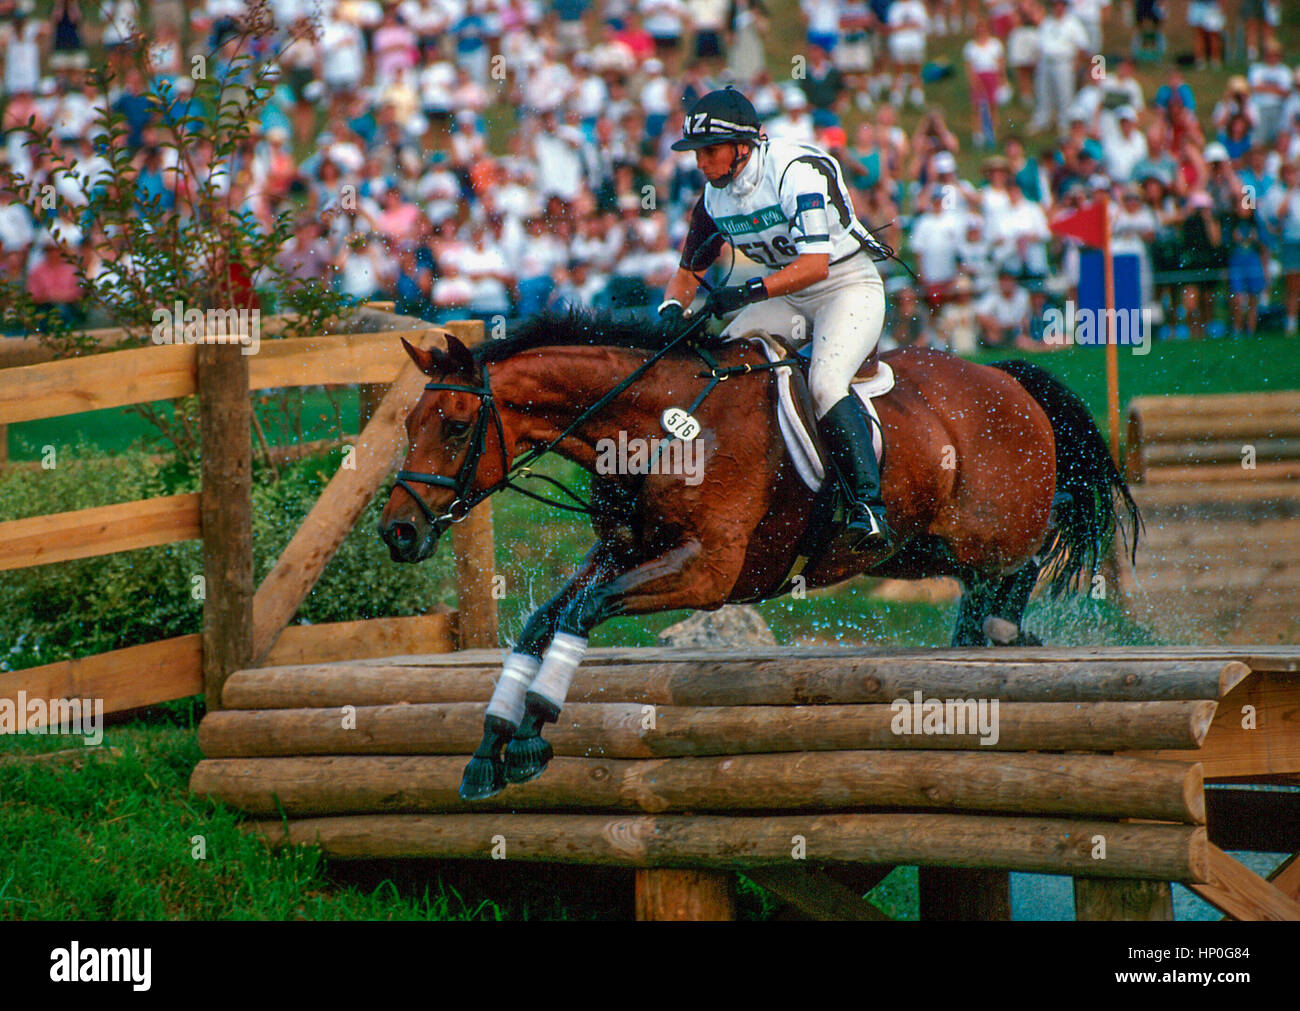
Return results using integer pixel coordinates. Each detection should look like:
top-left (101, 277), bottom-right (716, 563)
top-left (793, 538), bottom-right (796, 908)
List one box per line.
top-left (445, 420), bottom-right (471, 441)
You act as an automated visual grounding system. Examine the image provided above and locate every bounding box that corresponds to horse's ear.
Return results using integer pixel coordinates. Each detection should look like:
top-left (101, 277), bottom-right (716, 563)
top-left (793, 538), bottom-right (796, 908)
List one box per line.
top-left (443, 334), bottom-right (478, 377)
top-left (401, 337), bottom-right (445, 377)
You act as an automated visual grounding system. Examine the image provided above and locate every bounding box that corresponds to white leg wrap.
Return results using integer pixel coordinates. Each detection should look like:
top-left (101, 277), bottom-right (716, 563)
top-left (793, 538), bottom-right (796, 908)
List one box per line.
top-left (485, 652), bottom-right (540, 725)
top-left (529, 633), bottom-right (588, 711)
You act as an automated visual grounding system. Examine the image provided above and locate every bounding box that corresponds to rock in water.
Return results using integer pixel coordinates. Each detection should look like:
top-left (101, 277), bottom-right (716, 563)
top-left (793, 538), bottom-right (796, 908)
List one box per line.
top-left (657, 605), bottom-right (776, 647)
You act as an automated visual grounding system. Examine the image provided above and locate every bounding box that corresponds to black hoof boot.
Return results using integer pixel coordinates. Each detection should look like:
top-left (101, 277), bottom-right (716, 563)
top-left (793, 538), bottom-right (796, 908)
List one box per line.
top-left (504, 693), bottom-right (561, 784)
top-left (459, 716), bottom-right (514, 801)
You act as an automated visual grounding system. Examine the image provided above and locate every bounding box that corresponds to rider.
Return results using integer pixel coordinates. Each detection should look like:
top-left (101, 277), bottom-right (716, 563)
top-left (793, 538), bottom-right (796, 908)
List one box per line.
top-left (659, 86), bottom-right (894, 549)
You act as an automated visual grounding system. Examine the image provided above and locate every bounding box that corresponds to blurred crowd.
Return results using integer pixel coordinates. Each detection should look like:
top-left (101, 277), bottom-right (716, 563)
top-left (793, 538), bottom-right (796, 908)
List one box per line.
top-left (2, 0), bottom-right (1299, 345)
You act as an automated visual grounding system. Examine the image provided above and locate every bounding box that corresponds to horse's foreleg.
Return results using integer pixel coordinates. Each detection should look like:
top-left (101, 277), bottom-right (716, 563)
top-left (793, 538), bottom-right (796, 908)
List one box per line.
top-left (504, 537), bottom-right (741, 784)
top-left (459, 544), bottom-right (616, 801)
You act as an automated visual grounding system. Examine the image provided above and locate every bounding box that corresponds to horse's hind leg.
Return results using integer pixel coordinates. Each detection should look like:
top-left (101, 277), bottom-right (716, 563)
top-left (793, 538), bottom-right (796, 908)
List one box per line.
top-left (952, 575), bottom-right (999, 646)
top-left (984, 560), bottom-right (1043, 646)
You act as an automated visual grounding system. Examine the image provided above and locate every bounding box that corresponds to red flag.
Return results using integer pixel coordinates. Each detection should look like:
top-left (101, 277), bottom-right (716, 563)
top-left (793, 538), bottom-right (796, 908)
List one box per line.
top-left (1049, 199), bottom-right (1107, 248)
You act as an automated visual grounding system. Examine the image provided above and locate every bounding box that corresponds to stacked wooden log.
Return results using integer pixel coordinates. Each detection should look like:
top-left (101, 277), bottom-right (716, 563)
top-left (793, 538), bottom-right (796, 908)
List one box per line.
top-left (1121, 392), bottom-right (1300, 643)
top-left (190, 647), bottom-right (1252, 886)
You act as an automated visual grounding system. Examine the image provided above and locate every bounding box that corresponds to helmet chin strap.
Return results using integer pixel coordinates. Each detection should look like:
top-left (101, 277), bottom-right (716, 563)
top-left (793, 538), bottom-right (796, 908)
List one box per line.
top-left (709, 143), bottom-right (752, 188)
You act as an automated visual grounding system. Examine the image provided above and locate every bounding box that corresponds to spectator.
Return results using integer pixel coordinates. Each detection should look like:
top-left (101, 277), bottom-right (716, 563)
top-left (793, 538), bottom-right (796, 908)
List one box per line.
top-left (801, 0), bottom-right (842, 52)
top-left (1, 3), bottom-right (47, 97)
top-left (911, 188), bottom-right (967, 309)
top-left (1186, 0), bottom-right (1224, 70)
top-left (1176, 190), bottom-right (1224, 339)
top-left (963, 18), bottom-right (1006, 149)
top-left (989, 178), bottom-right (1049, 278)
top-left (799, 44), bottom-right (845, 114)
top-left (1226, 202), bottom-right (1267, 337)
top-left (1111, 182), bottom-right (1158, 311)
top-left (1248, 41), bottom-right (1291, 145)
top-left (727, 0), bottom-right (768, 85)
top-left (641, 0), bottom-right (686, 73)
top-left (976, 268), bottom-right (1034, 348)
top-left (49, 0), bottom-right (87, 72)
top-left (26, 237), bottom-right (84, 324)
top-left (938, 274), bottom-right (980, 353)
top-left (884, 282), bottom-right (935, 348)
top-left (1070, 0), bottom-right (1108, 55)
top-left (1029, 0), bottom-right (1088, 137)
top-left (887, 0), bottom-right (930, 108)
top-left (1005, 2), bottom-right (1039, 110)
top-left (1261, 162), bottom-right (1300, 335)
top-left (1241, 0), bottom-right (1277, 63)
top-left (1103, 106), bottom-right (1148, 183)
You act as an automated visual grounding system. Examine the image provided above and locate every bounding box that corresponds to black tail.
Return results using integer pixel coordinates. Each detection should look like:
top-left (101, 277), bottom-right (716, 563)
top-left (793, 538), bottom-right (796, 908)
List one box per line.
top-left (990, 359), bottom-right (1142, 596)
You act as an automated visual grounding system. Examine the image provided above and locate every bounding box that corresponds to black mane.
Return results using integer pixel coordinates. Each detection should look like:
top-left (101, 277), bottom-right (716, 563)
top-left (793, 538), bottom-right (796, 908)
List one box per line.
top-left (473, 306), bottom-right (689, 364)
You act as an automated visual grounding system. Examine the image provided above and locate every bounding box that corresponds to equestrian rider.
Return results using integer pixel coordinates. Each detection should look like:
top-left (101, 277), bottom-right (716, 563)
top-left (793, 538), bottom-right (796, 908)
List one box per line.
top-left (659, 86), bottom-right (893, 549)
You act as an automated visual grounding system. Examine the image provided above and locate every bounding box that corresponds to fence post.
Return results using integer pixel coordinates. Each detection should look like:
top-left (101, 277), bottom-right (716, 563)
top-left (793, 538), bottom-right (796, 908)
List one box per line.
top-left (199, 342), bottom-right (253, 710)
top-left (443, 319), bottom-right (499, 650)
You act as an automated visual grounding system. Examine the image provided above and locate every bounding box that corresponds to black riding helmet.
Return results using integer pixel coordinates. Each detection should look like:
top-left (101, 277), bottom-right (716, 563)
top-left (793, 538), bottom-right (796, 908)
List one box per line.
top-left (672, 86), bottom-right (764, 187)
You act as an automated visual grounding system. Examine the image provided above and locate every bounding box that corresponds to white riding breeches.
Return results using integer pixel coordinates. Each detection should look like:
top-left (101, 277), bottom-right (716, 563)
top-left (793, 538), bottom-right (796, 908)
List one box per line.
top-left (720, 252), bottom-right (886, 418)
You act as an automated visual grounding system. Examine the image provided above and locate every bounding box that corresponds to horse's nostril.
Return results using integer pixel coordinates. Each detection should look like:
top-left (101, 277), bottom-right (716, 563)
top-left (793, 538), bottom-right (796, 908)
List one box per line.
top-left (392, 521), bottom-right (417, 546)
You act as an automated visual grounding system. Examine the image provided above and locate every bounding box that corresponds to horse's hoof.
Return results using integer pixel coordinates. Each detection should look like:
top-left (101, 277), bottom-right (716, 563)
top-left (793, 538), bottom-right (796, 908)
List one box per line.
top-left (459, 755), bottom-right (506, 800)
top-left (503, 733), bottom-right (553, 784)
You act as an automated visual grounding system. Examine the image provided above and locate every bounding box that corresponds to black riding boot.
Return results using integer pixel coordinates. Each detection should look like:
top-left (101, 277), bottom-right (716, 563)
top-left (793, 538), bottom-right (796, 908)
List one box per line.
top-left (817, 395), bottom-right (893, 550)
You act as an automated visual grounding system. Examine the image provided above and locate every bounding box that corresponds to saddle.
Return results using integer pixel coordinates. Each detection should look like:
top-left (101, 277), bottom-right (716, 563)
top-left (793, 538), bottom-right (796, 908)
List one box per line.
top-left (734, 329), bottom-right (895, 492)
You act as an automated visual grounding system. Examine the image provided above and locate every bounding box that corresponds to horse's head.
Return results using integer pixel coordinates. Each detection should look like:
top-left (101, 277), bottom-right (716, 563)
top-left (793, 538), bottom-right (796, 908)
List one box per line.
top-left (379, 334), bottom-right (509, 562)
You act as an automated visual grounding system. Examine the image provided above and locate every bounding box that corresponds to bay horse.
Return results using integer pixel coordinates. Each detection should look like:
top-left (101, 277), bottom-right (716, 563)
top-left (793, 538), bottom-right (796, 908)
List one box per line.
top-left (379, 307), bottom-right (1139, 800)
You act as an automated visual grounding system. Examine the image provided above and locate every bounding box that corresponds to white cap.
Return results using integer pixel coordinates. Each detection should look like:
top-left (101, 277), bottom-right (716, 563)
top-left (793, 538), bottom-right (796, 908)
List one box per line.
top-left (1204, 141), bottom-right (1230, 162)
top-left (1116, 105), bottom-right (1138, 122)
top-left (932, 151), bottom-right (957, 174)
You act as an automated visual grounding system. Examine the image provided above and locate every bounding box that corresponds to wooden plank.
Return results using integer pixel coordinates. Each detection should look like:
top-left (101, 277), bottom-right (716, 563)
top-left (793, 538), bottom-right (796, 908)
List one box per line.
top-left (1127, 673), bottom-right (1300, 779)
top-left (0, 328), bottom-right (439, 425)
top-left (1188, 845), bottom-right (1300, 921)
top-left (919, 868), bottom-right (1010, 921)
top-left (0, 635), bottom-right (202, 724)
top-left (248, 330), bottom-right (437, 390)
top-left (1143, 437), bottom-right (1300, 468)
top-left (444, 320), bottom-right (498, 650)
top-left (1073, 879), bottom-right (1173, 920)
top-left (0, 493), bottom-right (200, 571)
top-left (250, 354), bottom-right (432, 662)
top-left (190, 752), bottom-right (1205, 823)
top-left (197, 699), bottom-right (1219, 759)
top-left (199, 343), bottom-right (254, 711)
top-left (1269, 855), bottom-right (1300, 901)
top-left (262, 612), bottom-right (457, 668)
top-left (1129, 391), bottom-right (1300, 419)
top-left (746, 867), bottom-right (890, 921)
top-left (1143, 462), bottom-right (1300, 483)
top-left (635, 869), bottom-right (735, 921)
top-left (220, 656), bottom-right (1248, 709)
top-left (0, 342), bottom-right (197, 424)
top-left (1135, 410), bottom-right (1300, 443)
top-left (249, 813), bottom-right (1209, 880)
